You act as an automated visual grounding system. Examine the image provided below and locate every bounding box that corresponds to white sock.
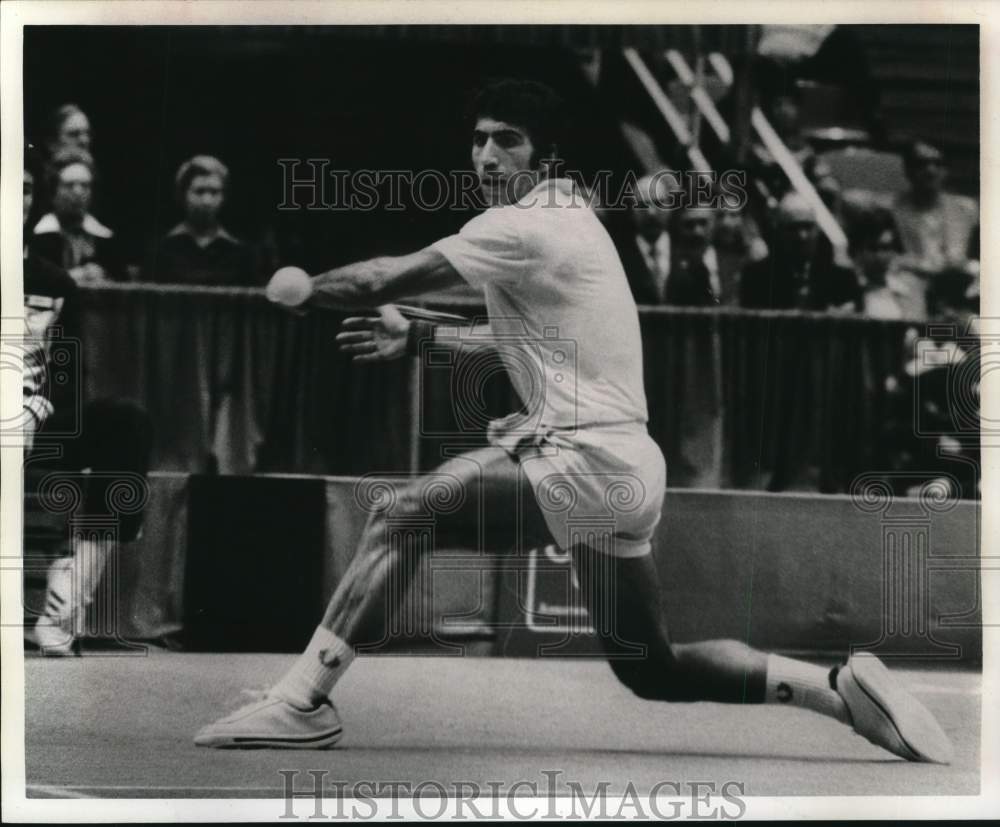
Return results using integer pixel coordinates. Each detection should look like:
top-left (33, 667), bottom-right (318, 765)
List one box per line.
top-left (271, 626), bottom-right (355, 710)
top-left (765, 654), bottom-right (851, 725)
top-left (42, 557), bottom-right (74, 622)
top-left (70, 537), bottom-right (112, 636)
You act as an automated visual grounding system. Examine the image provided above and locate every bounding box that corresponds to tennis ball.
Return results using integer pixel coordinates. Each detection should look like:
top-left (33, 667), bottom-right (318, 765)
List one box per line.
top-left (266, 266), bottom-right (313, 308)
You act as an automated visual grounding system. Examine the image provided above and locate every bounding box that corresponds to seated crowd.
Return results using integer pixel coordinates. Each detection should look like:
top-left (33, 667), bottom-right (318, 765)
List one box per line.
top-left (27, 104), bottom-right (261, 289)
top-left (609, 132), bottom-right (978, 321)
top-left (27, 100), bottom-right (979, 325)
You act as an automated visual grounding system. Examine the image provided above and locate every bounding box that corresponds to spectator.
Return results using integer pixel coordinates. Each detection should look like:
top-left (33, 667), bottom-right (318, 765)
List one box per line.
top-left (881, 266), bottom-right (980, 500)
top-left (749, 87), bottom-right (816, 204)
top-left (147, 155), bottom-right (255, 286)
top-left (23, 143), bottom-right (152, 654)
top-left (663, 207), bottom-right (722, 306)
top-left (44, 103), bottom-right (92, 156)
top-left (755, 26), bottom-right (882, 143)
top-left (713, 208), bottom-right (768, 306)
top-left (740, 192), bottom-right (861, 311)
top-left (806, 157), bottom-right (848, 229)
top-left (31, 147), bottom-right (126, 282)
top-left (852, 210), bottom-right (928, 320)
top-left (891, 141), bottom-right (978, 277)
top-left (611, 173), bottom-right (676, 304)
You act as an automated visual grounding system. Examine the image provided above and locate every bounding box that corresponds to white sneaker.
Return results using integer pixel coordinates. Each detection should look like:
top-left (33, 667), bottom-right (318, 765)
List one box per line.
top-left (31, 614), bottom-right (76, 656)
top-left (30, 557), bottom-right (76, 656)
top-left (195, 694), bottom-right (344, 749)
top-left (837, 653), bottom-right (954, 764)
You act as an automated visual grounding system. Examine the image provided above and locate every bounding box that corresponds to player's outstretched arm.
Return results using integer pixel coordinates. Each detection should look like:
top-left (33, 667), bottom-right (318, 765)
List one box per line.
top-left (309, 247), bottom-right (463, 309)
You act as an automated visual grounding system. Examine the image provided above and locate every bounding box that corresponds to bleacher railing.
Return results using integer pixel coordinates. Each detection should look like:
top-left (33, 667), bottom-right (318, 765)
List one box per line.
top-left (74, 283), bottom-right (924, 493)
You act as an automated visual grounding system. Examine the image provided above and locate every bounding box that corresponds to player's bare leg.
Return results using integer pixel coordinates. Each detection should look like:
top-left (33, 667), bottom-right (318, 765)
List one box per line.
top-left (571, 544), bottom-right (953, 763)
top-left (195, 447), bottom-right (552, 748)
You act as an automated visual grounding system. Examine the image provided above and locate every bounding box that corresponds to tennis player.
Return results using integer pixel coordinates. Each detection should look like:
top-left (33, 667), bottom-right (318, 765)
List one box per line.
top-left (196, 80), bottom-right (952, 763)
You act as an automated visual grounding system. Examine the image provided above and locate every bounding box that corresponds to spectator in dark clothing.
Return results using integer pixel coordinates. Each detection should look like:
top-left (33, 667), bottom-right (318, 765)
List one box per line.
top-left (23, 144), bottom-right (152, 655)
top-left (881, 266), bottom-right (980, 500)
top-left (740, 192), bottom-right (861, 311)
top-left (31, 147), bottom-right (127, 283)
top-left (712, 208), bottom-right (769, 307)
top-left (663, 207), bottom-right (723, 306)
top-left (610, 173), bottom-right (677, 304)
top-left (852, 210), bottom-right (928, 320)
top-left (44, 103), bottom-right (92, 156)
top-left (148, 155), bottom-right (255, 286)
top-left (755, 25), bottom-right (882, 143)
top-left (748, 86), bottom-right (816, 205)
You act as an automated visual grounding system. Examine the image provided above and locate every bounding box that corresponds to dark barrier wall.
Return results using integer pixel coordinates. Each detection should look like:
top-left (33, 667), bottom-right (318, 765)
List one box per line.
top-left (51, 473), bottom-right (981, 661)
top-left (78, 284), bottom-right (925, 493)
top-left (24, 27), bottom-right (639, 270)
top-left (79, 285), bottom-right (413, 476)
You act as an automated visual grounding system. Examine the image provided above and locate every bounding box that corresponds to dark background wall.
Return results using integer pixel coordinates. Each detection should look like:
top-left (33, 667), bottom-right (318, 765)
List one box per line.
top-left (24, 26), bottom-right (633, 273)
top-left (25, 25), bottom-right (979, 270)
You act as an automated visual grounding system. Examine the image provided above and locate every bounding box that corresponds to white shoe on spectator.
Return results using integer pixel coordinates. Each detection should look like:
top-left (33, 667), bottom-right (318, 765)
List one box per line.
top-left (32, 557), bottom-right (76, 656)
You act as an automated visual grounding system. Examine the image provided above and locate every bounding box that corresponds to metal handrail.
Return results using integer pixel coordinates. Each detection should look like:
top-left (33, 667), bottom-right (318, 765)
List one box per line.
top-left (750, 106), bottom-right (849, 255)
top-left (648, 47), bottom-right (849, 259)
top-left (664, 49), bottom-right (731, 144)
top-left (622, 48), bottom-right (711, 173)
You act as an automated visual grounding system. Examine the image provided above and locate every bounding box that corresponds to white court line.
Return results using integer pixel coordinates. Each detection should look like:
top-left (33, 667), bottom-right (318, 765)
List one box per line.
top-left (29, 783), bottom-right (286, 794)
top-left (26, 784), bottom-right (87, 798)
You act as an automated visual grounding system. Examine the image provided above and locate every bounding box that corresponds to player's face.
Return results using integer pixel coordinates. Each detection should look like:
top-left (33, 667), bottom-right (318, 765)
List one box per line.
top-left (53, 162), bottom-right (93, 219)
top-left (23, 169), bottom-right (34, 227)
top-left (472, 118), bottom-right (538, 207)
top-left (184, 173), bottom-right (225, 226)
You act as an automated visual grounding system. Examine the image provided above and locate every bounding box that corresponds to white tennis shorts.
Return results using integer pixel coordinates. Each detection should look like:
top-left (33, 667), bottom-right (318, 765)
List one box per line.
top-left (491, 419), bottom-right (667, 558)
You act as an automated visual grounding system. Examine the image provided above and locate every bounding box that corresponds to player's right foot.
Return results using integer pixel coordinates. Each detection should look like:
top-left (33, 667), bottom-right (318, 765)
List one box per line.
top-left (194, 694), bottom-right (344, 749)
top-left (836, 653), bottom-right (954, 764)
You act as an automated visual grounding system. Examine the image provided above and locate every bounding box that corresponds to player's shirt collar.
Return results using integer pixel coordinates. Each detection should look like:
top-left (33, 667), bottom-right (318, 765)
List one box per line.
top-left (514, 177), bottom-right (586, 209)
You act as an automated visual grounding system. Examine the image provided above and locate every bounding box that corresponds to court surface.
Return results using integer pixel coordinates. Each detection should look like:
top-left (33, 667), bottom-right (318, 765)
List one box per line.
top-left (24, 651), bottom-right (980, 799)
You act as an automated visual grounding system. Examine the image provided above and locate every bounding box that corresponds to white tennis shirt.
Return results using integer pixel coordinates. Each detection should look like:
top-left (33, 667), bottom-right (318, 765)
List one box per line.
top-left (432, 177), bottom-right (666, 557)
top-left (432, 177), bottom-right (648, 434)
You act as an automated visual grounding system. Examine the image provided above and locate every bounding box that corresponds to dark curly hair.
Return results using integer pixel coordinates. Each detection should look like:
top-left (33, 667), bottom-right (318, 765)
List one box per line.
top-left (466, 78), bottom-right (568, 166)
